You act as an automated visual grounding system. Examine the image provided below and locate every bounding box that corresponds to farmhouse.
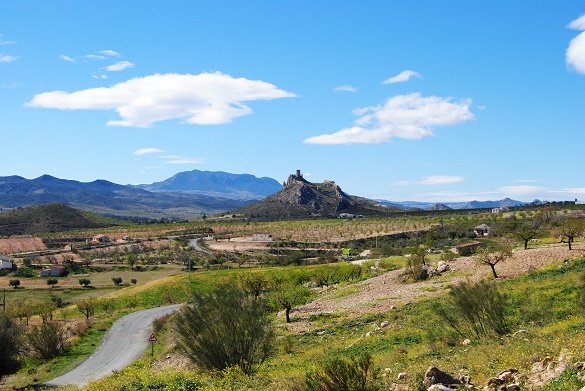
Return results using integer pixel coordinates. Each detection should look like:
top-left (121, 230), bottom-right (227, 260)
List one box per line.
top-left (0, 255), bottom-right (13, 269)
top-left (491, 206), bottom-right (509, 213)
top-left (474, 224), bottom-right (491, 236)
top-left (90, 234), bottom-right (110, 245)
top-left (248, 233), bottom-right (274, 242)
top-left (40, 265), bottom-right (66, 277)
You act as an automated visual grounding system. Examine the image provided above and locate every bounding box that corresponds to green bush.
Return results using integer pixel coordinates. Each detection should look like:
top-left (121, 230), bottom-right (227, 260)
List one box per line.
top-left (434, 280), bottom-right (509, 338)
top-left (79, 278), bottom-right (91, 287)
top-left (295, 352), bottom-right (382, 391)
top-left (8, 279), bottom-right (20, 289)
top-left (174, 284), bottom-right (274, 375)
top-left (0, 314), bottom-right (21, 375)
top-left (112, 277), bottom-right (123, 286)
top-left (13, 266), bottom-right (35, 277)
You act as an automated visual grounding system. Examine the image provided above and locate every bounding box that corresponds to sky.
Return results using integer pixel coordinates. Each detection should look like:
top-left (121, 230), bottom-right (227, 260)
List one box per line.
top-left (1, 1), bottom-right (584, 203)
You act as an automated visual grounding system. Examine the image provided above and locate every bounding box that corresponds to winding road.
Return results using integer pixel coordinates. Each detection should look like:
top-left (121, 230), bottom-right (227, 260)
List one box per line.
top-left (188, 237), bottom-right (212, 254)
top-left (46, 304), bottom-right (183, 387)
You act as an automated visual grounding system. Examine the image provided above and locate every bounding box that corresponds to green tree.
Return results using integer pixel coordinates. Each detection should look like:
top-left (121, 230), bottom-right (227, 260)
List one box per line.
top-left (77, 298), bottom-right (98, 320)
top-left (126, 253), bottom-right (137, 270)
top-left (47, 278), bottom-right (58, 288)
top-left (238, 272), bottom-right (270, 300)
top-left (269, 283), bottom-right (311, 323)
top-left (174, 284), bottom-right (274, 375)
top-left (8, 279), bottom-right (20, 289)
top-left (112, 277), bottom-right (123, 286)
top-left (559, 219), bottom-right (583, 250)
top-left (516, 223), bottom-right (540, 250)
top-left (78, 278), bottom-right (91, 287)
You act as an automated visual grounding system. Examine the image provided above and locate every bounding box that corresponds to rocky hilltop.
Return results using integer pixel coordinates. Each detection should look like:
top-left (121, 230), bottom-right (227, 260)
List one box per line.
top-left (237, 170), bottom-right (400, 220)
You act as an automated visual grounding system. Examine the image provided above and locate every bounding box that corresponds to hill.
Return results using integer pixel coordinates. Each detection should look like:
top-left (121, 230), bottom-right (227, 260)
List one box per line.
top-left (0, 203), bottom-right (109, 236)
top-left (139, 169), bottom-right (282, 200)
top-left (378, 198), bottom-right (525, 210)
top-left (0, 175), bottom-right (250, 219)
top-left (236, 170), bottom-right (400, 219)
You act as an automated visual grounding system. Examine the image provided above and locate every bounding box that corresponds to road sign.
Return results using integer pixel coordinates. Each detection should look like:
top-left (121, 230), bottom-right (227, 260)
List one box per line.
top-left (148, 332), bottom-right (157, 343)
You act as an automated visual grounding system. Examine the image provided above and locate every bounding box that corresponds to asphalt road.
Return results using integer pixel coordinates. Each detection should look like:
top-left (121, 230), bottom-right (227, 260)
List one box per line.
top-left (188, 238), bottom-right (212, 254)
top-left (45, 304), bottom-right (183, 387)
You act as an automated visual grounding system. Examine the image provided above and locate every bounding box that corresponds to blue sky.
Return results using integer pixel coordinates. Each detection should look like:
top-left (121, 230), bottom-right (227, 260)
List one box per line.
top-left (1, 1), bottom-right (584, 202)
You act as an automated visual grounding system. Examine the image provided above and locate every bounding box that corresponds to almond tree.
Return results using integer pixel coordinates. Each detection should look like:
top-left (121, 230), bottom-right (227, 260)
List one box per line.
top-left (559, 219), bottom-right (583, 250)
top-left (477, 242), bottom-right (513, 279)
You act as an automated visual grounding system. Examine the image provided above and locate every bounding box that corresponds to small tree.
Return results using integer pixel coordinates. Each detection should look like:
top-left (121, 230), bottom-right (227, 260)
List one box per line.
top-left (78, 278), bottom-right (91, 287)
top-left (238, 273), bottom-right (270, 299)
top-left (9, 279), bottom-right (20, 289)
top-left (130, 278), bottom-right (137, 285)
top-left (100, 299), bottom-right (115, 315)
top-left (516, 223), bottom-right (540, 250)
top-left (559, 219), bottom-right (583, 250)
top-left (269, 283), bottom-right (311, 323)
top-left (476, 242), bottom-right (513, 279)
top-left (77, 298), bottom-right (97, 320)
top-left (112, 277), bottom-right (123, 286)
top-left (126, 254), bottom-right (137, 270)
top-left (297, 353), bottom-right (382, 391)
top-left (174, 284), bottom-right (274, 375)
top-left (47, 278), bottom-right (58, 288)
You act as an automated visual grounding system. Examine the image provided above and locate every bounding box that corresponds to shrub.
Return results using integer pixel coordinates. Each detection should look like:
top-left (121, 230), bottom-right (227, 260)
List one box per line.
top-left (47, 278), bottom-right (58, 288)
top-left (79, 278), bottom-right (91, 287)
top-left (0, 314), bottom-right (21, 375)
top-left (9, 279), bottom-right (20, 289)
top-left (112, 277), bottom-right (123, 286)
top-left (174, 284), bottom-right (274, 375)
top-left (26, 321), bottom-right (67, 359)
top-left (295, 352), bottom-right (382, 391)
top-left (13, 266), bottom-right (35, 277)
top-left (434, 280), bottom-right (509, 338)
top-left (131, 278), bottom-right (137, 285)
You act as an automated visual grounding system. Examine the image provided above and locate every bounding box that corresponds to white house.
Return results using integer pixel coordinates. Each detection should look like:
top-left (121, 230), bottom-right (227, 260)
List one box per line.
top-left (0, 255), bottom-right (13, 270)
top-left (474, 224), bottom-right (491, 236)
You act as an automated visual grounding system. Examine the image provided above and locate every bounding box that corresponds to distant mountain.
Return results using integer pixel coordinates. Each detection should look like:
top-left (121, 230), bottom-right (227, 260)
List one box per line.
top-left (236, 170), bottom-right (401, 220)
top-left (377, 198), bottom-right (525, 210)
top-left (139, 169), bottom-right (282, 200)
top-left (431, 203), bottom-right (452, 211)
top-left (0, 203), bottom-right (109, 236)
top-left (0, 175), bottom-right (250, 219)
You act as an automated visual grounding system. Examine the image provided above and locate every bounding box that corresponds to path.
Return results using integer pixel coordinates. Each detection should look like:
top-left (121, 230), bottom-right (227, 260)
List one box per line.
top-left (46, 304), bottom-right (183, 387)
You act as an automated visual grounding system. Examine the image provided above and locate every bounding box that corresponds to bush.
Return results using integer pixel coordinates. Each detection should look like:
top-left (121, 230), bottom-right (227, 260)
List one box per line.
top-left (79, 278), bottom-right (91, 287)
top-left (295, 352), bottom-right (382, 391)
top-left (174, 284), bottom-right (274, 375)
top-left (9, 279), bottom-right (20, 289)
top-left (112, 277), bottom-right (123, 286)
top-left (13, 266), bottom-right (35, 277)
top-left (434, 280), bottom-right (509, 338)
top-left (0, 314), bottom-right (21, 375)
top-left (47, 278), bottom-right (58, 287)
top-left (26, 321), bottom-right (67, 359)
top-left (131, 278), bottom-right (137, 285)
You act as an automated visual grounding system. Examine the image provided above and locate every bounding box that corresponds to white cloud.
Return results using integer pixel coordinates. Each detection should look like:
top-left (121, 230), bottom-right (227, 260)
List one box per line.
top-left (99, 49), bottom-right (120, 57)
top-left (419, 175), bottom-right (465, 185)
top-left (333, 85), bottom-right (357, 92)
top-left (567, 14), bottom-right (585, 74)
top-left (134, 147), bottom-right (165, 156)
top-left (164, 157), bottom-right (205, 165)
top-left (0, 54), bottom-right (17, 63)
top-left (383, 70), bottom-right (421, 84)
top-left (92, 74), bottom-right (108, 79)
top-left (85, 54), bottom-right (106, 60)
top-left (0, 82), bottom-right (17, 88)
top-left (105, 61), bottom-right (135, 72)
top-left (0, 35), bottom-right (17, 45)
top-left (27, 72), bottom-right (295, 127)
top-left (60, 54), bottom-right (76, 63)
top-left (393, 175), bottom-right (465, 186)
top-left (304, 93), bottom-right (473, 145)
top-left (498, 185), bottom-right (545, 197)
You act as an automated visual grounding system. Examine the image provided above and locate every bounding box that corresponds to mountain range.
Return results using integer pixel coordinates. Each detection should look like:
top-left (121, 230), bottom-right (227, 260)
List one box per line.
top-left (0, 169), bottom-right (527, 219)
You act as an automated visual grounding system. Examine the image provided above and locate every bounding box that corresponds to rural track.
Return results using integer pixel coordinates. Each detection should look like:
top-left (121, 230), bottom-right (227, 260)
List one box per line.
top-left (45, 304), bottom-right (183, 387)
top-left (188, 238), bottom-right (212, 254)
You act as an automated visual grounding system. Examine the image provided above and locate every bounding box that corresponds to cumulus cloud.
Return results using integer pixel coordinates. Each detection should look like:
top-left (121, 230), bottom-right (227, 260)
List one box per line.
top-left (383, 70), bottom-right (421, 84)
top-left (27, 72), bottom-right (295, 127)
top-left (0, 54), bottom-right (17, 63)
top-left (304, 93), bottom-right (473, 145)
top-left (566, 14), bottom-right (585, 74)
top-left (134, 147), bottom-right (165, 156)
top-left (105, 61), bottom-right (134, 72)
top-left (333, 84), bottom-right (357, 92)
